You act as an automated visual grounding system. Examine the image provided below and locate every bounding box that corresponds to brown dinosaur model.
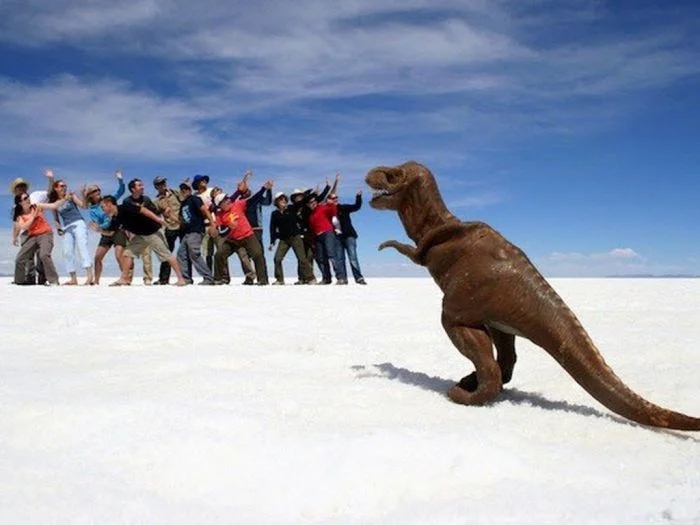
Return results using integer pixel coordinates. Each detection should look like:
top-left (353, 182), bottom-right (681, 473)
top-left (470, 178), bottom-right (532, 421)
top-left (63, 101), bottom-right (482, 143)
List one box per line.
top-left (366, 160), bottom-right (700, 430)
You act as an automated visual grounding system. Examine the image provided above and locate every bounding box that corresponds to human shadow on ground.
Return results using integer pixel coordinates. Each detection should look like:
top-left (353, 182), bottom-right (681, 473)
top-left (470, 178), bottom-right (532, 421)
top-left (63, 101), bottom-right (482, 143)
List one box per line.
top-left (353, 362), bottom-right (699, 442)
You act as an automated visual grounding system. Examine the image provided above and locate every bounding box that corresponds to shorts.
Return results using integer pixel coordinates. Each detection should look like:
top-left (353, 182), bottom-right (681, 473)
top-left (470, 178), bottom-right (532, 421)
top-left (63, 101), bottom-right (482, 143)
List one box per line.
top-left (124, 232), bottom-right (172, 262)
top-left (98, 229), bottom-right (128, 248)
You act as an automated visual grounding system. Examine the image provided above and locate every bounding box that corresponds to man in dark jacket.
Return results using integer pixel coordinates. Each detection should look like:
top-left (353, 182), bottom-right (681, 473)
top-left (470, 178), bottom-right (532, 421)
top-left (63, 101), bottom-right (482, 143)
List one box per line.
top-left (268, 192), bottom-right (316, 284)
top-left (329, 191), bottom-right (366, 284)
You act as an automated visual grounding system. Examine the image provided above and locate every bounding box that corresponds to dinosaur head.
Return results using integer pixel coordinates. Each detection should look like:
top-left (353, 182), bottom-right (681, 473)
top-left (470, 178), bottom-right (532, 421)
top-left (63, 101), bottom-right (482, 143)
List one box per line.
top-left (365, 160), bottom-right (435, 211)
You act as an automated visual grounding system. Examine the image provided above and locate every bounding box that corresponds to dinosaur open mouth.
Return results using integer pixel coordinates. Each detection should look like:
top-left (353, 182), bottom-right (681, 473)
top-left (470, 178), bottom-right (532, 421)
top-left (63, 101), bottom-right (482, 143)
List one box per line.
top-left (371, 189), bottom-right (392, 201)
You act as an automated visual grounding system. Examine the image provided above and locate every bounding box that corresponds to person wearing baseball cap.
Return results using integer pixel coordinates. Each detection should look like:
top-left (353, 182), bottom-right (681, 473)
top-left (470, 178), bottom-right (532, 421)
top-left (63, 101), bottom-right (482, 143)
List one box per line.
top-left (191, 174), bottom-right (216, 271)
top-left (175, 182), bottom-right (217, 285)
top-left (152, 175), bottom-right (184, 284)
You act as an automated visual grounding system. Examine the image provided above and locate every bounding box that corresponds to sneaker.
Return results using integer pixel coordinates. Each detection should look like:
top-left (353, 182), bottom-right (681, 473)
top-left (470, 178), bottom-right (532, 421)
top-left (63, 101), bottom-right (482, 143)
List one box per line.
top-left (143, 280), bottom-right (152, 286)
top-left (305, 278), bottom-right (318, 285)
top-left (44, 281), bottom-right (60, 287)
top-left (319, 279), bottom-right (332, 285)
top-left (213, 279), bottom-right (228, 285)
top-left (257, 282), bottom-right (270, 286)
top-left (293, 280), bottom-right (304, 285)
top-left (356, 278), bottom-right (367, 285)
top-left (272, 280), bottom-right (285, 285)
top-left (336, 279), bottom-right (348, 285)
top-left (242, 279), bottom-right (255, 285)
top-left (198, 280), bottom-right (216, 286)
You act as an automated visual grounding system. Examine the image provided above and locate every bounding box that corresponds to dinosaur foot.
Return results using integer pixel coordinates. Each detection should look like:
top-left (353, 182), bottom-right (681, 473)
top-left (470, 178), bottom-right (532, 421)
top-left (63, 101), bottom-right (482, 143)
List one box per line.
top-left (448, 375), bottom-right (503, 406)
top-left (457, 373), bottom-right (479, 392)
top-left (456, 370), bottom-right (513, 393)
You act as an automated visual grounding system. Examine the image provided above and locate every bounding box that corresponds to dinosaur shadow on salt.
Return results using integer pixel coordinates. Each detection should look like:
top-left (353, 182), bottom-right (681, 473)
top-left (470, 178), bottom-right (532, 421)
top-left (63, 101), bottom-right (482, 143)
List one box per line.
top-left (354, 363), bottom-right (699, 442)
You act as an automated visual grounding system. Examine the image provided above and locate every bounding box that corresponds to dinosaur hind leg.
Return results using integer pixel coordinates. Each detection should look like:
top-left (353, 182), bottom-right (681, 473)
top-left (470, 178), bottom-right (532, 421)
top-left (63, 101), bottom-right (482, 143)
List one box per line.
top-left (441, 316), bottom-right (502, 405)
top-left (491, 328), bottom-right (517, 384)
top-left (456, 328), bottom-right (517, 393)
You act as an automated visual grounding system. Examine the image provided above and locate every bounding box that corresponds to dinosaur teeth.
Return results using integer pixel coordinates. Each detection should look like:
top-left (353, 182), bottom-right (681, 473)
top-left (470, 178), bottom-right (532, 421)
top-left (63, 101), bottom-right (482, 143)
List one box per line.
top-left (372, 189), bottom-right (391, 197)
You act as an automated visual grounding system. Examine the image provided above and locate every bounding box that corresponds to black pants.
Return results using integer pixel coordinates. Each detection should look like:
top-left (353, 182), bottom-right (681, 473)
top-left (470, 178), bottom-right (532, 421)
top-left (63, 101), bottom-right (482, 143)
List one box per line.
top-left (157, 229), bottom-right (182, 284)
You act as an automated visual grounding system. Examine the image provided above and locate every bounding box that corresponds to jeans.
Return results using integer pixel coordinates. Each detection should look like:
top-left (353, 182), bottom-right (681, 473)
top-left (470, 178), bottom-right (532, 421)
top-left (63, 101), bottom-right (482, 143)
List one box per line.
top-left (337, 236), bottom-right (364, 281)
top-left (177, 232), bottom-right (213, 282)
top-left (62, 220), bottom-right (92, 273)
top-left (314, 231), bottom-right (346, 282)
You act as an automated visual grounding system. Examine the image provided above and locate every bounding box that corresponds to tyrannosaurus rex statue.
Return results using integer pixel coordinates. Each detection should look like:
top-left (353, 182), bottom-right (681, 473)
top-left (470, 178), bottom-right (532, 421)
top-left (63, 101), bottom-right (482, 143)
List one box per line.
top-left (366, 160), bottom-right (700, 431)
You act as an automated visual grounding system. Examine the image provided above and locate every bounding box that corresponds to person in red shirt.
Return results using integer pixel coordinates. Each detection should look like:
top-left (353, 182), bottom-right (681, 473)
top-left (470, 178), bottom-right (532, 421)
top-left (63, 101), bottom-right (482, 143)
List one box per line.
top-left (306, 193), bottom-right (348, 284)
top-left (213, 193), bottom-right (269, 285)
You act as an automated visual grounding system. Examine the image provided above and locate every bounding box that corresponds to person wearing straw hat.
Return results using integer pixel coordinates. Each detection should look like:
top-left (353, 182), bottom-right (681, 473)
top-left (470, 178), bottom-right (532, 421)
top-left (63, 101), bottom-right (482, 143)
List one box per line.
top-left (10, 170), bottom-right (56, 284)
top-left (84, 169), bottom-right (127, 285)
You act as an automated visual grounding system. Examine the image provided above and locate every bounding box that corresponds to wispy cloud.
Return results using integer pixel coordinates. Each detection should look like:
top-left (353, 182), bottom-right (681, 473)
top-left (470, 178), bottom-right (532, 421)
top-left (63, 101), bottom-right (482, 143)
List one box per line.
top-left (533, 247), bottom-right (681, 277)
top-left (0, 76), bottom-right (225, 160)
top-left (0, 1), bottom-right (698, 196)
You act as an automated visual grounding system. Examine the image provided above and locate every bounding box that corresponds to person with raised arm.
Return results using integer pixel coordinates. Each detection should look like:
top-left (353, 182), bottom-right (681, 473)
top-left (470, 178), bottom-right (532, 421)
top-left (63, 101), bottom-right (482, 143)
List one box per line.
top-left (12, 190), bottom-right (68, 286)
top-left (10, 171), bottom-right (55, 284)
top-left (212, 192), bottom-right (269, 285)
top-left (47, 170), bottom-right (94, 285)
top-left (84, 169), bottom-right (126, 285)
top-left (176, 182), bottom-right (218, 285)
top-left (288, 172), bottom-right (339, 284)
top-left (97, 186), bottom-right (187, 287)
top-left (152, 175), bottom-right (184, 285)
top-left (230, 172), bottom-right (274, 284)
top-left (327, 182), bottom-right (367, 285)
top-left (268, 191), bottom-right (316, 285)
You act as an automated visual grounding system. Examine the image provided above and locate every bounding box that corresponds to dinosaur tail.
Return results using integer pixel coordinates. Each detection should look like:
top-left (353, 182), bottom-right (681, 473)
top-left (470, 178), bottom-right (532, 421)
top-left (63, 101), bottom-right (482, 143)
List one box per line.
top-left (544, 311), bottom-right (700, 431)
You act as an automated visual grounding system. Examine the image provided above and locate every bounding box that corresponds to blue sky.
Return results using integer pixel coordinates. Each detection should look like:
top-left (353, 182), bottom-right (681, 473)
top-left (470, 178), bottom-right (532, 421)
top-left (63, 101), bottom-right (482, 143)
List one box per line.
top-left (1, 0), bottom-right (699, 277)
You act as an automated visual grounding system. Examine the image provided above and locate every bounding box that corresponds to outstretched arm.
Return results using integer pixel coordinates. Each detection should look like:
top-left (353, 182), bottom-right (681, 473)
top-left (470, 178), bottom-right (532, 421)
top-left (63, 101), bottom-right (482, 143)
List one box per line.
top-left (139, 204), bottom-right (166, 227)
top-left (72, 190), bottom-right (87, 209)
top-left (378, 240), bottom-right (422, 265)
top-left (44, 168), bottom-right (55, 193)
top-left (347, 191), bottom-right (362, 212)
top-left (329, 172), bottom-right (340, 195)
top-left (198, 201), bottom-right (218, 236)
top-left (113, 170), bottom-right (126, 200)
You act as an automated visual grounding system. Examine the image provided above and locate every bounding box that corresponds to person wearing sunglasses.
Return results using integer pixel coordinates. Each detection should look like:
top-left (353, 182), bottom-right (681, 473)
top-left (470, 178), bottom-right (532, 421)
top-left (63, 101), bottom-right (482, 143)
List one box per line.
top-left (48, 170), bottom-right (94, 285)
top-left (12, 191), bottom-right (67, 286)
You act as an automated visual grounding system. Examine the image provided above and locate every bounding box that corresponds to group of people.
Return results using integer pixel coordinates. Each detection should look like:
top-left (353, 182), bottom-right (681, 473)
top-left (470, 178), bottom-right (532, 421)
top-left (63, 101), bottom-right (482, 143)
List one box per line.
top-left (9, 169), bottom-right (368, 287)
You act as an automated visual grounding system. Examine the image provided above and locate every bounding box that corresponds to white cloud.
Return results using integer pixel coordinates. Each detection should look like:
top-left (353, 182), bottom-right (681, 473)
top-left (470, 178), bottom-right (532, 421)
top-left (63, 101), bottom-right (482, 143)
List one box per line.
top-left (534, 247), bottom-right (683, 277)
top-left (0, 76), bottom-right (227, 160)
top-left (0, 1), bottom-right (697, 204)
top-left (608, 248), bottom-right (640, 259)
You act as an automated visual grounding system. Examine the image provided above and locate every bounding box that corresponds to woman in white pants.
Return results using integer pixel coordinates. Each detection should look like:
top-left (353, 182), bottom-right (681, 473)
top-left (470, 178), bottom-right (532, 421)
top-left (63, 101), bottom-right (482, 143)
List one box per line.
top-left (47, 170), bottom-right (94, 285)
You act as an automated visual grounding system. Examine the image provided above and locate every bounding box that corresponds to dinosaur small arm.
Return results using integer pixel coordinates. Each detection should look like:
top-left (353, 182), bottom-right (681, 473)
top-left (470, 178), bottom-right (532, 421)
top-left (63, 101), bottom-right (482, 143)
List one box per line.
top-left (366, 160), bottom-right (700, 431)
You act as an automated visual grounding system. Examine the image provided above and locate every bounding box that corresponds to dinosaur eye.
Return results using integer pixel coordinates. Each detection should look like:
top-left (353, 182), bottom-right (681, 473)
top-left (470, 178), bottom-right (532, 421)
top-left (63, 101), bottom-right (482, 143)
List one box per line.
top-left (385, 170), bottom-right (401, 184)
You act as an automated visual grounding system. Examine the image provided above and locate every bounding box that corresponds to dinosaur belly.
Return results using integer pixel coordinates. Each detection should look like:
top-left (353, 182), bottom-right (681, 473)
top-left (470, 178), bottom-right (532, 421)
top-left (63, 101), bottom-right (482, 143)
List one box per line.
top-left (487, 320), bottom-right (526, 338)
